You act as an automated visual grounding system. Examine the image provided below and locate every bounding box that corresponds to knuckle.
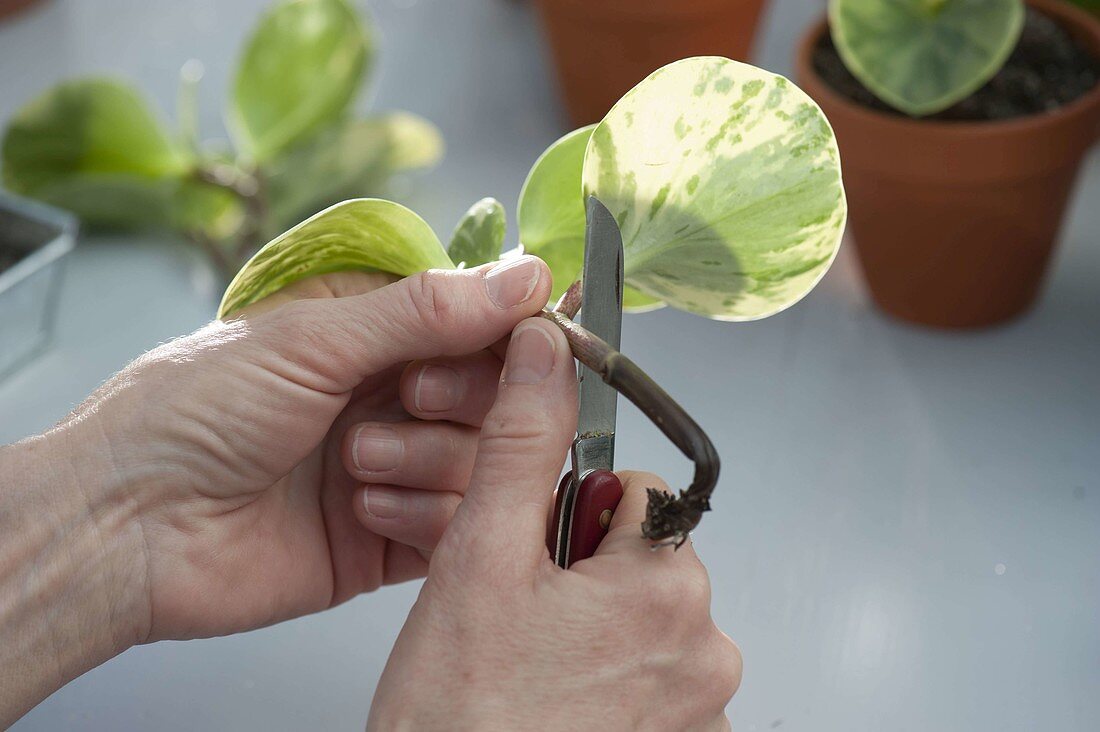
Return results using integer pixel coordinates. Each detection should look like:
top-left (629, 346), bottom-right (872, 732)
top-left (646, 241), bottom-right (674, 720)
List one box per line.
top-left (646, 581), bottom-right (683, 616)
top-left (703, 633), bottom-right (743, 703)
top-left (603, 570), bottom-right (651, 614)
top-left (651, 565), bottom-right (711, 615)
top-left (406, 269), bottom-right (462, 339)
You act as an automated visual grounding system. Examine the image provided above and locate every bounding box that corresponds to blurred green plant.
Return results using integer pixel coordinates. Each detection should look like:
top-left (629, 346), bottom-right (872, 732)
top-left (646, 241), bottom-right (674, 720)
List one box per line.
top-left (1068, 0), bottom-right (1100, 15)
top-left (829, 0), bottom-right (1025, 116)
top-left (0, 0), bottom-right (442, 278)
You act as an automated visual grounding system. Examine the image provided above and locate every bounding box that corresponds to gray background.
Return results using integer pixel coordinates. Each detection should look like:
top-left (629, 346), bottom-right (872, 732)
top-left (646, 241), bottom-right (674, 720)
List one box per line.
top-left (2, 0), bottom-right (1098, 729)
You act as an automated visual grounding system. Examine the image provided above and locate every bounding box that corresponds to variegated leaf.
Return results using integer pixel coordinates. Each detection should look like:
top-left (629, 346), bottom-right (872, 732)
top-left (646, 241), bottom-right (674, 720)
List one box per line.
top-left (517, 126), bottom-right (663, 312)
top-left (583, 57), bottom-right (847, 321)
top-left (219, 198), bottom-right (453, 318)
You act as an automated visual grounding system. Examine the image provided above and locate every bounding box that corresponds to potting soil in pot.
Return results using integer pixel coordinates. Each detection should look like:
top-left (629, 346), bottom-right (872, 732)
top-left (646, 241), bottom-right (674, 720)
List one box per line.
top-left (813, 8), bottom-right (1100, 120)
top-left (0, 217), bottom-right (32, 273)
top-left (0, 244), bottom-right (24, 274)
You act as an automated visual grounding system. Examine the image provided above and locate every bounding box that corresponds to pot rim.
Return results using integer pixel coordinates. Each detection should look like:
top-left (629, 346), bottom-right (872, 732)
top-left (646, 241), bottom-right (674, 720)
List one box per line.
top-left (535, 0), bottom-right (766, 24)
top-left (795, 0), bottom-right (1100, 138)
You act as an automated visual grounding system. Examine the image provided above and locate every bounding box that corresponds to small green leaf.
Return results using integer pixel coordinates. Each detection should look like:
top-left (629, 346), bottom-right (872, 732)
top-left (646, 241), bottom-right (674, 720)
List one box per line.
top-left (583, 57), bottom-right (847, 321)
top-left (230, 0), bottom-right (372, 162)
top-left (518, 125), bottom-right (663, 312)
top-left (219, 198), bottom-right (454, 318)
top-left (448, 197), bottom-right (506, 268)
top-left (1, 78), bottom-right (188, 229)
top-left (829, 0), bottom-right (1025, 116)
top-left (266, 113), bottom-right (443, 230)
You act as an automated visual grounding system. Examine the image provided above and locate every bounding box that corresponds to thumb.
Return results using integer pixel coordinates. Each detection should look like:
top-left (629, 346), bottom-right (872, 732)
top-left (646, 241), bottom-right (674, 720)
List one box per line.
top-left (247, 256), bottom-right (551, 393)
top-left (439, 316), bottom-right (577, 580)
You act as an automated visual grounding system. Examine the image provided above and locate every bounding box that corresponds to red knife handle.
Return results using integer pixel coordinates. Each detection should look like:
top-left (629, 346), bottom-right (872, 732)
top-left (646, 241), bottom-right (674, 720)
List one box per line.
top-left (568, 470), bottom-right (624, 564)
top-left (546, 469), bottom-right (624, 567)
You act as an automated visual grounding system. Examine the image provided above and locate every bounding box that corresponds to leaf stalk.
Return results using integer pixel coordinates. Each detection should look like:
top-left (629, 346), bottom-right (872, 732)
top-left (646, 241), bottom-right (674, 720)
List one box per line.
top-left (192, 162), bottom-right (272, 280)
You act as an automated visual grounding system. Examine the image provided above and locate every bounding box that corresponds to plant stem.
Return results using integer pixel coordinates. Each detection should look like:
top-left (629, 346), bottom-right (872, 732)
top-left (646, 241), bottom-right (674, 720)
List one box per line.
top-left (541, 282), bottom-right (720, 548)
top-left (189, 229), bottom-right (235, 280)
top-left (553, 280), bottom-right (583, 319)
top-left (192, 163), bottom-right (271, 279)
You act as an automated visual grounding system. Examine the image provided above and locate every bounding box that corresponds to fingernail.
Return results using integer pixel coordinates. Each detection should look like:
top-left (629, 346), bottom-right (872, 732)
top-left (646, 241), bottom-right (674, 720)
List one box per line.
top-left (505, 323), bottom-right (557, 384)
top-left (485, 256), bottom-right (541, 309)
top-left (414, 364), bottom-right (460, 413)
top-left (363, 486), bottom-right (404, 520)
top-left (352, 425), bottom-right (403, 473)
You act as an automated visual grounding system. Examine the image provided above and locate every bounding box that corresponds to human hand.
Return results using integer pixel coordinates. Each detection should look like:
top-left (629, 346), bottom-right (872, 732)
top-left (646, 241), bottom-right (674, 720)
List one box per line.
top-left (368, 316), bottom-right (741, 731)
top-left (7, 255), bottom-right (549, 646)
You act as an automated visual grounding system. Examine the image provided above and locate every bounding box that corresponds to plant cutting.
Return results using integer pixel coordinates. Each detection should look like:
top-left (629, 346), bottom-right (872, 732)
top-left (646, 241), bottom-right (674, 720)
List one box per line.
top-left (534, 0), bottom-right (771, 126)
top-left (218, 56), bottom-right (848, 543)
top-left (799, 0), bottom-right (1100, 327)
top-left (0, 0), bottom-right (442, 279)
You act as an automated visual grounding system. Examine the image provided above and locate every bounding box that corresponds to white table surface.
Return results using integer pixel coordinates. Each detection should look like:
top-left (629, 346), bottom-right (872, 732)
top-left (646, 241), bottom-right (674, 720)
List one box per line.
top-left (2, 1), bottom-right (1099, 729)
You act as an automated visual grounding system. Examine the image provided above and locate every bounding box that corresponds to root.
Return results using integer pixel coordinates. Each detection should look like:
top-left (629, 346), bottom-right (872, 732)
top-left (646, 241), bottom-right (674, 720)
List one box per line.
top-left (542, 281), bottom-right (719, 547)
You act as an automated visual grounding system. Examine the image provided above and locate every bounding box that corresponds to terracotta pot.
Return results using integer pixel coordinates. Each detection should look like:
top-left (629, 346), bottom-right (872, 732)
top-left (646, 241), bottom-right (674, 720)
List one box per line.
top-left (0, 0), bottom-right (45, 22)
top-left (796, 0), bottom-right (1100, 328)
top-left (535, 0), bottom-right (769, 127)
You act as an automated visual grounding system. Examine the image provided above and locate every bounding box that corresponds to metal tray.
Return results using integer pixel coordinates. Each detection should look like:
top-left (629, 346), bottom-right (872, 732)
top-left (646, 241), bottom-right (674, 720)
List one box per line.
top-left (0, 192), bottom-right (77, 380)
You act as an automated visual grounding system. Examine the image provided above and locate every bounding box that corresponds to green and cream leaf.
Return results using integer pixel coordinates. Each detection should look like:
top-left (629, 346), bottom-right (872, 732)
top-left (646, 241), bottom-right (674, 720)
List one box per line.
top-left (219, 198), bottom-right (454, 317)
top-left (517, 125), bottom-right (663, 312)
top-left (582, 57), bottom-right (847, 321)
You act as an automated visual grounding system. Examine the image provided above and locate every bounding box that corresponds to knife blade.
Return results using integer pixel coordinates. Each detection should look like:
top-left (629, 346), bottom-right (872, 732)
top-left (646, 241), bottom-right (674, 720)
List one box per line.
top-left (548, 196), bottom-right (625, 568)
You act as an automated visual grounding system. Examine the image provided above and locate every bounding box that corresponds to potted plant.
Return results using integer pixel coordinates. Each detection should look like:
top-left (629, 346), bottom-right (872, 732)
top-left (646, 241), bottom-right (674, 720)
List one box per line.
top-left (534, 0), bottom-right (771, 126)
top-left (217, 56), bottom-right (848, 542)
top-left (0, 0), bottom-right (43, 24)
top-left (0, 0), bottom-right (442, 281)
top-left (797, 0), bottom-right (1100, 328)
top-left (0, 193), bottom-right (75, 379)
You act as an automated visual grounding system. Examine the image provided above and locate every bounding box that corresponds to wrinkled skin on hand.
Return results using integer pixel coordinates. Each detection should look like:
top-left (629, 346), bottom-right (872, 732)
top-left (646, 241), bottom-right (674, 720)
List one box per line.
top-left (64, 257), bottom-right (552, 642)
top-left (368, 316), bottom-right (741, 731)
top-left (1, 254), bottom-right (740, 730)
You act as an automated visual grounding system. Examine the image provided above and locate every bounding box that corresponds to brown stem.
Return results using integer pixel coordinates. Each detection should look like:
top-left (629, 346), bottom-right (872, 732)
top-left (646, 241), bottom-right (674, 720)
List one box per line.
top-left (553, 281), bottom-right (582, 319)
top-left (188, 229), bottom-right (235, 282)
top-left (193, 163), bottom-right (270, 271)
top-left (539, 285), bottom-right (720, 548)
